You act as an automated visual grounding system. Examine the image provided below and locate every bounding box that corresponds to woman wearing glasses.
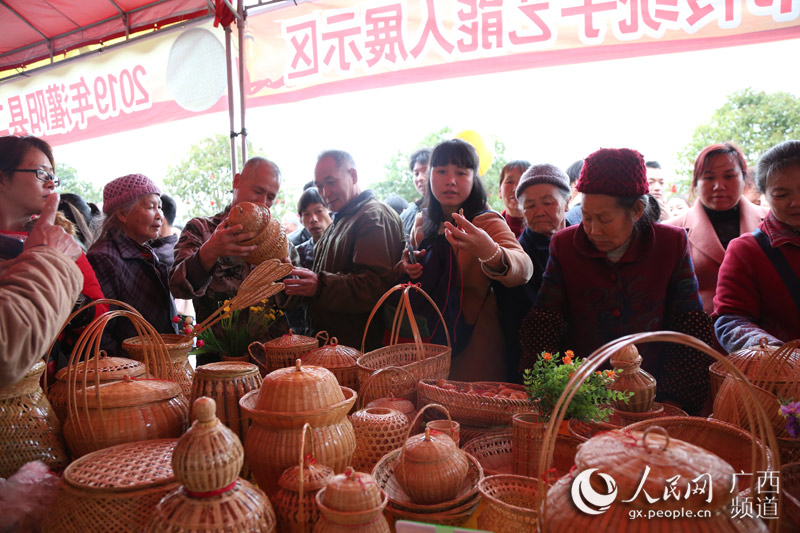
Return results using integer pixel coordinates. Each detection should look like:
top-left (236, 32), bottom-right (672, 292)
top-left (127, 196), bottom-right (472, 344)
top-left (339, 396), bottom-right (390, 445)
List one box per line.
top-left (0, 135), bottom-right (107, 376)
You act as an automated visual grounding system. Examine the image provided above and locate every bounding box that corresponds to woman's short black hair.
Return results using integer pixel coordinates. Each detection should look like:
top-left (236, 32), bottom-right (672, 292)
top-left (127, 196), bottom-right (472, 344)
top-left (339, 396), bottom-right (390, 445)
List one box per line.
top-left (756, 140), bottom-right (800, 194)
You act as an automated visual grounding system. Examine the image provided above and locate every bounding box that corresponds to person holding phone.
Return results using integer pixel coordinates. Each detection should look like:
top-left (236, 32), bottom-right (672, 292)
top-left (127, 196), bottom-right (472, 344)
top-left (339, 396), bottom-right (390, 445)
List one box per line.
top-left (400, 139), bottom-right (533, 382)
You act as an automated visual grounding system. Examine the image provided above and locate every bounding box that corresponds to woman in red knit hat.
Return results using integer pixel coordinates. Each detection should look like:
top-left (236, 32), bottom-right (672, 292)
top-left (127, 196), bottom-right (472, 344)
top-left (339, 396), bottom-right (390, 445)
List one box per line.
top-left (520, 148), bottom-right (714, 415)
top-left (0, 135), bottom-right (108, 377)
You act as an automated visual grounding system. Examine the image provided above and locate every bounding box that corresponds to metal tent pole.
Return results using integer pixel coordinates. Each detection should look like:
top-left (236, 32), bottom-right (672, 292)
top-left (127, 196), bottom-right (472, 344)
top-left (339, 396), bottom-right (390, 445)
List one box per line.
top-left (225, 24), bottom-right (237, 176)
top-left (238, 0), bottom-right (247, 164)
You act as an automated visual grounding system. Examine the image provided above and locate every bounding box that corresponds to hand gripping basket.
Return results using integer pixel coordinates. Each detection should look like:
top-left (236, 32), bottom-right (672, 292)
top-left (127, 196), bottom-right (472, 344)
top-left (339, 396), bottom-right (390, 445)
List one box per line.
top-left (356, 284), bottom-right (450, 403)
top-left (536, 331), bottom-right (781, 533)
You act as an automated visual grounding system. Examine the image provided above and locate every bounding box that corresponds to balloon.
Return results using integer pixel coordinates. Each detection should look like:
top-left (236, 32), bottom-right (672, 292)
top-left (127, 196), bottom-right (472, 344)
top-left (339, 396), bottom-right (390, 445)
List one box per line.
top-left (454, 130), bottom-right (494, 176)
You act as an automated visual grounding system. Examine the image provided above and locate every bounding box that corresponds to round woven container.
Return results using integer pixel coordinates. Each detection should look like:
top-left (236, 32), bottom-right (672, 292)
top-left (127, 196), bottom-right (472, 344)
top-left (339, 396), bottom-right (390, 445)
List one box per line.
top-left (250, 332), bottom-right (320, 376)
top-left (123, 333), bottom-right (194, 399)
top-left (349, 407), bottom-right (409, 473)
top-left (608, 345), bottom-right (656, 413)
top-left (0, 361), bottom-right (68, 477)
top-left (315, 468), bottom-right (389, 531)
top-left (63, 378), bottom-right (189, 457)
top-left (477, 474), bottom-right (539, 532)
top-left (190, 361), bottom-right (262, 442)
top-left (43, 439), bottom-right (179, 533)
top-left (416, 379), bottom-right (530, 427)
top-left (708, 341), bottom-right (784, 396)
top-left (274, 460), bottom-right (333, 533)
top-left (394, 428), bottom-right (469, 505)
top-left (462, 432), bottom-right (580, 479)
top-left (48, 356), bottom-right (146, 423)
top-left (144, 480), bottom-right (276, 533)
top-left (302, 338), bottom-right (362, 391)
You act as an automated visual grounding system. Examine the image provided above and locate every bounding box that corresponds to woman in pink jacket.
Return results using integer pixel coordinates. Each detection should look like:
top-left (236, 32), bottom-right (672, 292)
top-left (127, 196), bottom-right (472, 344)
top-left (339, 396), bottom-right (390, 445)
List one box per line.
top-left (665, 143), bottom-right (766, 315)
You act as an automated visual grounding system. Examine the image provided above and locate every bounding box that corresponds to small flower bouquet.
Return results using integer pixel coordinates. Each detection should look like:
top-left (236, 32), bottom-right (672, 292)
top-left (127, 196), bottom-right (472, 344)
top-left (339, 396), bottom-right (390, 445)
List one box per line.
top-left (780, 399), bottom-right (800, 438)
top-left (522, 350), bottom-right (632, 423)
top-left (192, 300), bottom-right (283, 359)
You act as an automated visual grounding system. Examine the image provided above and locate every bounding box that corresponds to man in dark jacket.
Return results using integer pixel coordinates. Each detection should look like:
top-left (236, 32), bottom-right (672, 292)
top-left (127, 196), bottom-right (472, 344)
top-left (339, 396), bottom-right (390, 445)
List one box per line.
top-left (284, 150), bottom-right (404, 350)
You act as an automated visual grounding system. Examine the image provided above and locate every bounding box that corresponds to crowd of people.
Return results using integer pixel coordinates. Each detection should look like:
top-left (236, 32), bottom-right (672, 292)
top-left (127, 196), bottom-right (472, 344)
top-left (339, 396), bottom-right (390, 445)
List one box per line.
top-left (1, 133), bottom-right (798, 416)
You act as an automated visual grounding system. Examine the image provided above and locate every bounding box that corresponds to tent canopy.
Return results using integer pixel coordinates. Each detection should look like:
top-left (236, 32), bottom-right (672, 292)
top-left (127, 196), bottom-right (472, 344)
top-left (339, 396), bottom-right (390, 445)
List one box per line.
top-left (0, 0), bottom-right (216, 73)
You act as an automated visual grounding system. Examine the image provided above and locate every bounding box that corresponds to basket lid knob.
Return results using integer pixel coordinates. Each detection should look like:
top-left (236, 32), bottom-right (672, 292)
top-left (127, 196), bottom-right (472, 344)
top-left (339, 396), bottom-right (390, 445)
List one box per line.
top-left (611, 344), bottom-right (640, 367)
top-left (193, 396), bottom-right (216, 424)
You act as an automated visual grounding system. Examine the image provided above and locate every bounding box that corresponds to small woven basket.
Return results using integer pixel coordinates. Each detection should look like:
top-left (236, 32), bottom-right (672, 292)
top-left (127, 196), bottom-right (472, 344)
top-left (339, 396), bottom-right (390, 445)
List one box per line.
top-left (249, 330), bottom-right (321, 376)
top-left (477, 474), bottom-right (539, 533)
top-left (247, 217), bottom-right (289, 264)
top-left (0, 360), bottom-right (69, 477)
top-left (416, 379), bottom-right (530, 427)
top-left (123, 333), bottom-right (194, 399)
top-left (43, 439), bottom-right (179, 533)
top-left (349, 407), bottom-right (409, 473)
top-left (303, 337), bottom-right (362, 391)
top-left (356, 285), bottom-right (451, 403)
top-left (315, 468), bottom-right (390, 532)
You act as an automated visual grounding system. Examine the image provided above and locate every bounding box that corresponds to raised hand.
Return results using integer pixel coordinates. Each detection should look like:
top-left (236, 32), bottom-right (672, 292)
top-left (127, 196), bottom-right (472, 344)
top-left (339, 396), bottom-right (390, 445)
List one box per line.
top-left (198, 221), bottom-right (257, 271)
top-left (25, 193), bottom-right (82, 261)
top-left (443, 212), bottom-right (498, 263)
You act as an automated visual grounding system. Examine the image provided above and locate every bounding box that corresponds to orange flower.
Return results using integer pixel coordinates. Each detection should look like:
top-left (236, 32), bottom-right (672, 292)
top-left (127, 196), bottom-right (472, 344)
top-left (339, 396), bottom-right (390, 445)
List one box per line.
top-left (542, 352), bottom-right (552, 361)
top-left (565, 350), bottom-right (575, 357)
top-left (604, 369), bottom-right (615, 379)
top-left (595, 371), bottom-right (602, 376)
top-left (569, 372), bottom-right (575, 379)
top-left (563, 354), bottom-right (573, 365)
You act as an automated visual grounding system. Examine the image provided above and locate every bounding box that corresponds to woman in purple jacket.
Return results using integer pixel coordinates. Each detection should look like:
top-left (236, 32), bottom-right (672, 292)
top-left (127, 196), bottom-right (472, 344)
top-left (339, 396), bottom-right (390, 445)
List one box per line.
top-left (520, 148), bottom-right (713, 414)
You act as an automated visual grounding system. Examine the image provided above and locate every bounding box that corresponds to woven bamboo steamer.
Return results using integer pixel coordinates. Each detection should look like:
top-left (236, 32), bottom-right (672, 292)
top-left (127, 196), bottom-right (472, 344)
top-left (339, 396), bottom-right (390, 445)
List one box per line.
top-left (249, 330), bottom-right (323, 376)
top-left (393, 403), bottom-right (469, 505)
top-left (0, 360), bottom-right (69, 477)
top-left (356, 285), bottom-right (451, 403)
top-left (314, 467), bottom-right (390, 531)
top-left (303, 337), bottom-right (362, 391)
top-left (49, 356), bottom-right (146, 423)
top-left (62, 306), bottom-right (188, 457)
top-left (536, 331), bottom-right (781, 533)
top-left (349, 407), bottom-right (409, 473)
top-left (190, 361), bottom-right (262, 441)
top-left (42, 439), bottom-right (179, 533)
top-left (273, 423), bottom-right (333, 533)
top-left (172, 397), bottom-right (243, 491)
top-left (123, 333), bottom-right (194, 398)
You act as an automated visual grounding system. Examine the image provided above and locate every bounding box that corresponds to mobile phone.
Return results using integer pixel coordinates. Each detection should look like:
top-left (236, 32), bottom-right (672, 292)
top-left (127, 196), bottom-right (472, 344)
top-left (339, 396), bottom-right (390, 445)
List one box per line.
top-left (0, 234), bottom-right (25, 260)
top-left (407, 242), bottom-right (416, 264)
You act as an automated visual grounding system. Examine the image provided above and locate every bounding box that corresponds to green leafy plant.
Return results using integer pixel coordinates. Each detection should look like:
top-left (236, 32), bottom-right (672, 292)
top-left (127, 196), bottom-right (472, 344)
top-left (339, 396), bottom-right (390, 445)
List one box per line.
top-left (523, 350), bottom-right (632, 423)
top-left (191, 300), bottom-right (282, 358)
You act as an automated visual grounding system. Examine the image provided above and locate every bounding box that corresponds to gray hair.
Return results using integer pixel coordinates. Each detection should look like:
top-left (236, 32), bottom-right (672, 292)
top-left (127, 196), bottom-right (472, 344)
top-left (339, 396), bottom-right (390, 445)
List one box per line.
top-left (243, 156), bottom-right (281, 181)
top-left (317, 149), bottom-right (356, 170)
top-left (756, 140), bottom-right (800, 194)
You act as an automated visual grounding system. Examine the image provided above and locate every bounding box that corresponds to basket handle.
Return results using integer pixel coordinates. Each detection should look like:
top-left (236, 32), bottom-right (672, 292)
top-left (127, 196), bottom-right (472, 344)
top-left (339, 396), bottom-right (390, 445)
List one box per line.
top-left (247, 341), bottom-right (270, 374)
top-left (357, 365), bottom-right (417, 410)
top-left (315, 330), bottom-right (330, 346)
top-left (399, 403), bottom-right (455, 484)
top-left (641, 426), bottom-right (670, 452)
top-left (298, 422), bottom-right (314, 529)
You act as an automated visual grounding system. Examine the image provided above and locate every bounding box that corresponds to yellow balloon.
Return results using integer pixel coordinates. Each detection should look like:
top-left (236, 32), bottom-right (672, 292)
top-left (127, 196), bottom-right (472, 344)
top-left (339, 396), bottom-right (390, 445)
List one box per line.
top-left (454, 130), bottom-right (494, 176)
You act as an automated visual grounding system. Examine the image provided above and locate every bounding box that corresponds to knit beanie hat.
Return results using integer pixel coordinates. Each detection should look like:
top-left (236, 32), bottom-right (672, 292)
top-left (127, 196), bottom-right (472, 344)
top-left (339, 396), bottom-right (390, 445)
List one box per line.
top-left (515, 163), bottom-right (571, 200)
top-left (103, 174), bottom-right (161, 214)
top-left (576, 148), bottom-right (649, 197)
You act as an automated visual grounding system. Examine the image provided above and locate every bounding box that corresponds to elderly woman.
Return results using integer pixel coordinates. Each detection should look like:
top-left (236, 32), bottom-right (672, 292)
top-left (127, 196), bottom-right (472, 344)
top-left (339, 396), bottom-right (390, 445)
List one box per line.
top-left (498, 160), bottom-right (531, 238)
top-left (520, 148), bottom-right (713, 414)
top-left (87, 174), bottom-right (177, 354)
top-left (665, 143), bottom-right (766, 314)
top-left (715, 140), bottom-right (800, 352)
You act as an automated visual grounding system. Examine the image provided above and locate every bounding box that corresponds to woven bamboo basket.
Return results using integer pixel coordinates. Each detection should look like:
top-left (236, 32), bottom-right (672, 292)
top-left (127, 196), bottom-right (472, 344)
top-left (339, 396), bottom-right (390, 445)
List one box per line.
top-left (273, 424), bottom-right (333, 533)
top-left (462, 431), bottom-right (580, 478)
top-left (303, 337), bottom-right (362, 391)
top-left (708, 339), bottom-right (785, 397)
top-left (359, 366), bottom-right (420, 433)
top-left (416, 379), bottom-right (530, 427)
top-left (48, 356), bottom-right (146, 423)
top-left (349, 407), bottom-right (409, 473)
top-left (356, 285), bottom-right (451, 403)
top-left (43, 439), bottom-right (179, 533)
top-left (477, 474), bottom-right (539, 532)
top-left (782, 462), bottom-right (800, 527)
top-left (62, 306), bottom-right (188, 457)
top-left (226, 201), bottom-right (287, 265)
top-left (314, 468), bottom-right (390, 532)
top-left (123, 333), bottom-right (194, 399)
top-left (241, 361), bottom-right (357, 496)
top-left (247, 217), bottom-right (289, 264)
top-left (249, 330), bottom-right (322, 376)
top-left (566, 402), bottom-right (688, 442)
top-left (608, 344), bottom-right (656, 413)
top-left (459, 424), bottom-right (510, 446)
top-left (0, 360), bottom-right (69, 477)
top-left (190, 361), bottom-right (262, 443)
top-left (536, 331), bottom-right (780, 532)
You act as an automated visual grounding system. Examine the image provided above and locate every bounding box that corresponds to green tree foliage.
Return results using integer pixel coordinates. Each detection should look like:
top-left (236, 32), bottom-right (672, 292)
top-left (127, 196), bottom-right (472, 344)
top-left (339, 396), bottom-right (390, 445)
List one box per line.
top-left (56, 163), bottom-right (102, 203)
top-left (676, 88), bottom-right (800, 196)
top-left (374, 127), bottom-right (507, 212)
top-left (164, 134), bottom-right (263, 219)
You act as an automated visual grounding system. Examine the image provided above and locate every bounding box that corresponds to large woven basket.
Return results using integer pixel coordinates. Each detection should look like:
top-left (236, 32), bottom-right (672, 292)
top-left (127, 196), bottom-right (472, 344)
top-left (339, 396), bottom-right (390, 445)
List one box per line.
top-left (357, 285), bottom-right (451, 402)
top-left (477, 474), bottom-right (539, 532)
top-left (416, 379), bottom-right (530, 427)
top-left (0, 360), bottom-right (69, 477)
top-left (123, 333), bottom-right (194, 399)
top-left (43, 439), bottom-right (179, 533)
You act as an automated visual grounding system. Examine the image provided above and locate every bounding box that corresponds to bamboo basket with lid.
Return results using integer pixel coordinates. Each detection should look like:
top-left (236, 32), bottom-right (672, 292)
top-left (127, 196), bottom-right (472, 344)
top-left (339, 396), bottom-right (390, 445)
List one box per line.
top-left (62, 306), bottom-right (189, 457)
top-left (356, 285), bottom-right (451, 403)
top-left (43, 439), bottom-right (179, 533)
top-left (314, 467), bottom-right (389, 532)
top-left (273, 423), bottom-right (334, 533)
top-left (48, 355), bottom-right (146, 423)
top-left (708, 338), bottom-right (785, 396)
top-left (143, 397), bottom-right (277, 532)
top-left (535, 331), bottom-right (781, 533)
top-left (249, 330), bottom-right (322, 376)
top-left (0, 360), bottom-right (69, 478)
top-left (303, 337), bottom-right (362, 391)
top-left (241, 360), bottom-right (357, 496)
top-left (123, 333), bottom-right (194, 399)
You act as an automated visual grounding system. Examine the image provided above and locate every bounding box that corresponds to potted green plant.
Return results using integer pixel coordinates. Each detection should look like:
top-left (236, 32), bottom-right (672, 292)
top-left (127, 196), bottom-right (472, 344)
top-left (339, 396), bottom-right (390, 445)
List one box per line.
top-left (192, 300), bottom-right (284, 361)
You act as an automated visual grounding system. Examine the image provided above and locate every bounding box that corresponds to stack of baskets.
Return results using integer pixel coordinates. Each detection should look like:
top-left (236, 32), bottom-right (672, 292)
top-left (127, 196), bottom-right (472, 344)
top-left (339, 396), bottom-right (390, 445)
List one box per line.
top-left (315, 467), bottom-right (390, 532)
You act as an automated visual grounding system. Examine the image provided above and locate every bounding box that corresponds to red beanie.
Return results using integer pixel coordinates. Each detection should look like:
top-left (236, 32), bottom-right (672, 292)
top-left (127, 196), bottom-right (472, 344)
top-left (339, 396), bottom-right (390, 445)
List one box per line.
top-left (576, 148), bottom-right (649, 197)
